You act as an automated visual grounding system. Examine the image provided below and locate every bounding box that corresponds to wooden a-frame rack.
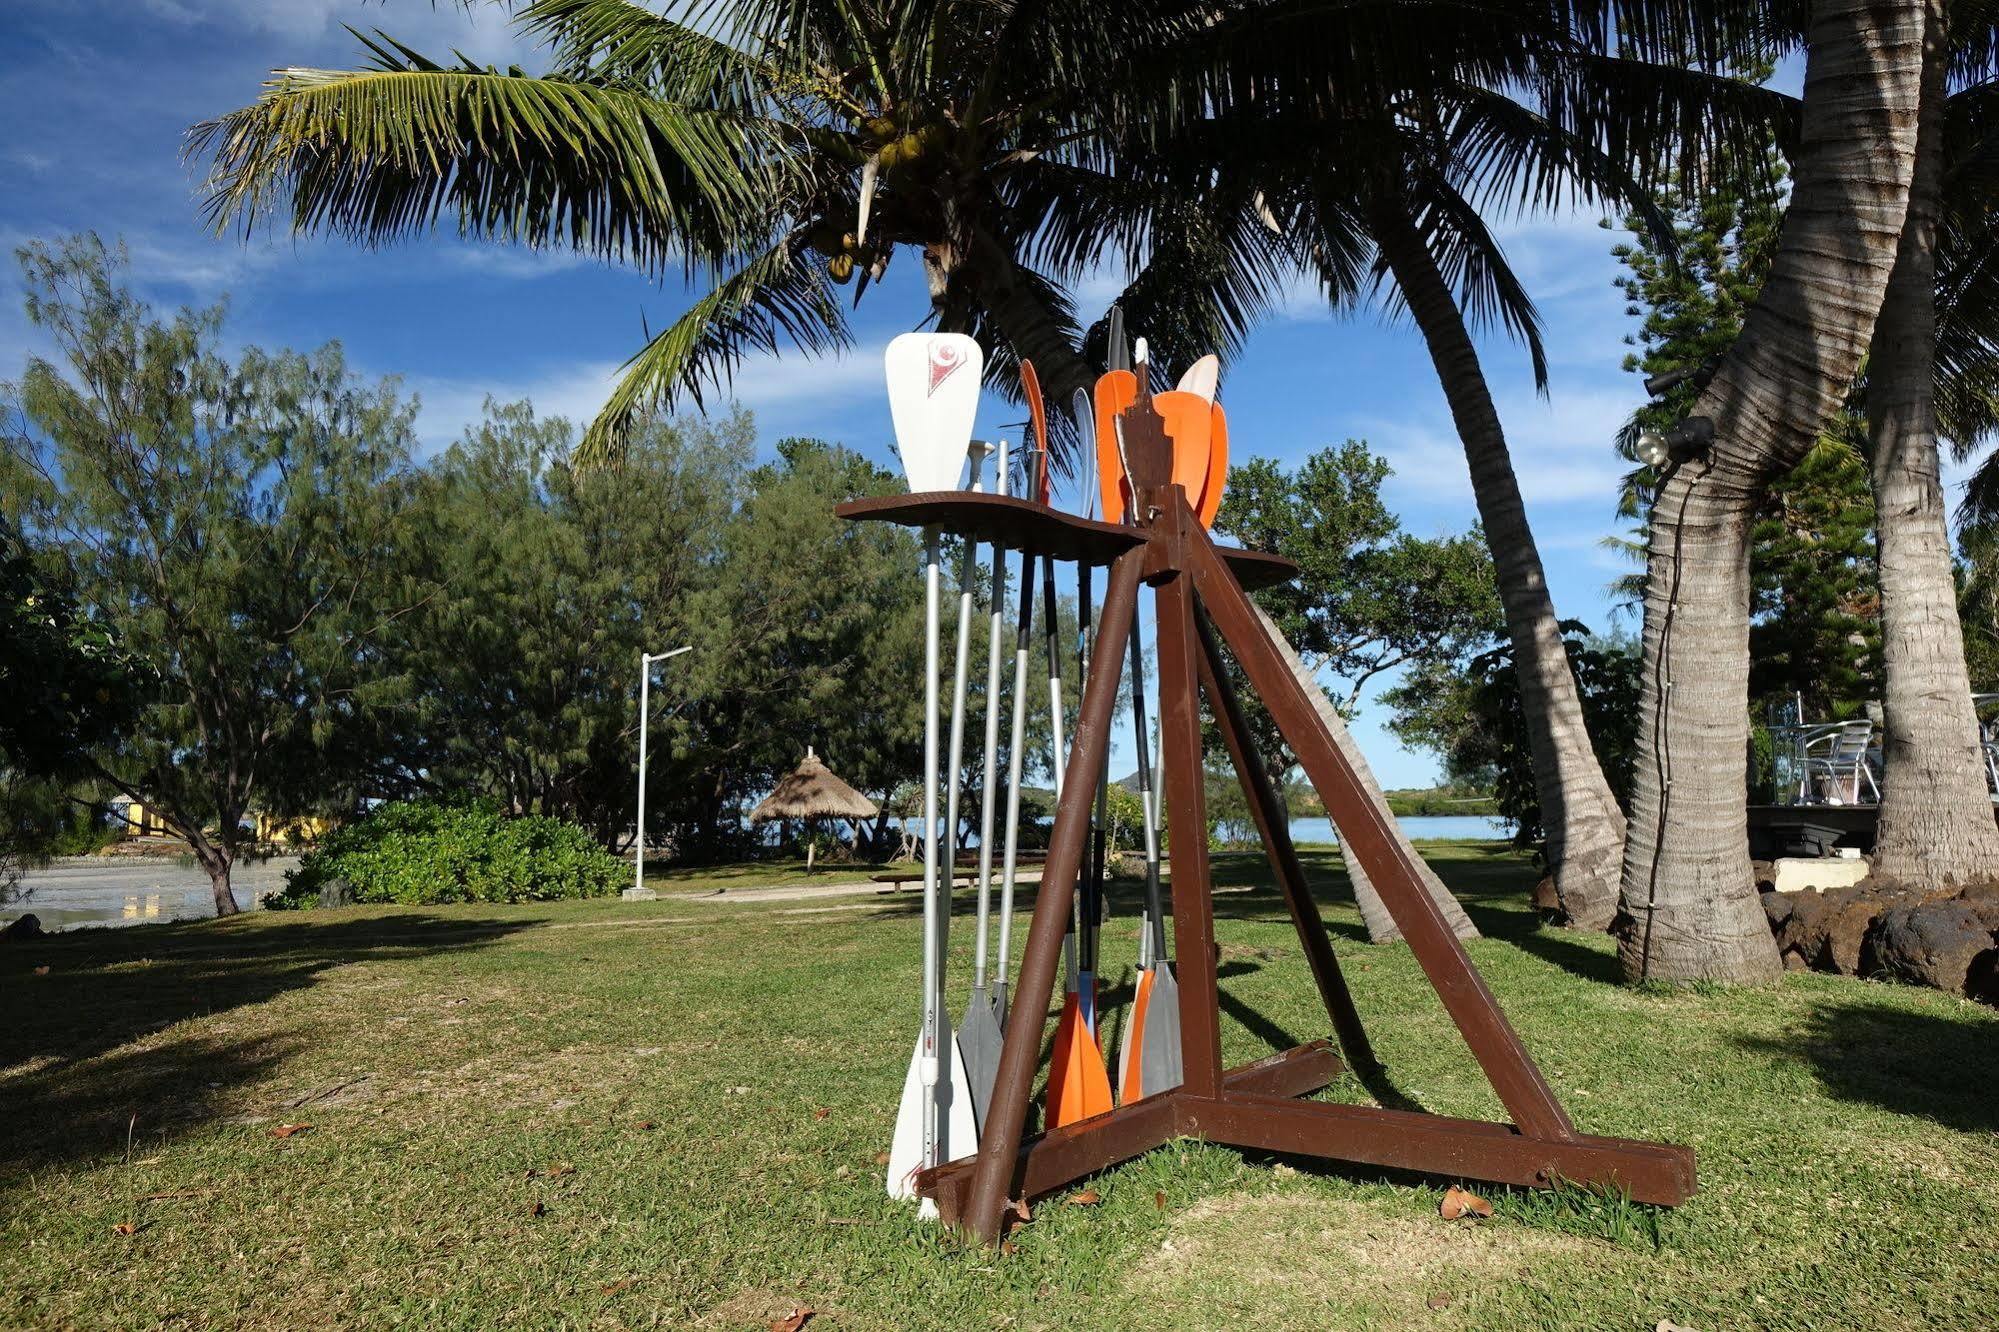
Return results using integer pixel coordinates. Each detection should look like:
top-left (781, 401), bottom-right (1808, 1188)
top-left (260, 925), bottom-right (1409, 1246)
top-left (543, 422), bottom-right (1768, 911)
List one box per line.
top-left (839, 447), bottom-right (1694, 1247)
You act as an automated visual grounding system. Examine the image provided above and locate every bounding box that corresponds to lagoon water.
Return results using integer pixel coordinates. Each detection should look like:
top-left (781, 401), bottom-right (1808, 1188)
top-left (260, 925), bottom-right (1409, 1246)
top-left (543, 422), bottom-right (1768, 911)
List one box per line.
top-left (1286, 814), bottom-right (1514, 844)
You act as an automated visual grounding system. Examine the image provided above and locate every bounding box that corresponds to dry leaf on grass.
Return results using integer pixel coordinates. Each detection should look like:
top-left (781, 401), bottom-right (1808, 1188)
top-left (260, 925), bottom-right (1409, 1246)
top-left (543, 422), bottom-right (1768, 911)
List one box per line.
top-left (874, 1151), bottom-right (891, 1167)
top-left (545, 1162), bottom-right (576, 1178)
top-left (1154, 1190), bottom-right (1167, 1209)
top-left (530, 1200), bottom-right (547, 1217)
top-left (812, 1107), bottom-right (830, 1120)
top-left (1000, 1241), bottom-right (1019, 1256)
top-left (111, 1223), bottom-right (136, 1236)
top-left (769, 1306), bottom-right (814, 1332)
top-left (636, 1120), bottom-right (657, 1131)
top-left (270, 1124), bottom-right (311, 1139)
top-left (600, 1279), bottom-right (637, 1296)
top-left (1427, 1293), bottom-right (1455, 1311)
top-left (1070, 1189), bottom-right (1101, 1206)
top-left (1006, 1197), bottom-right (1032, 1224)
top-left (1439, 1186), bottom-right (1493, 1220)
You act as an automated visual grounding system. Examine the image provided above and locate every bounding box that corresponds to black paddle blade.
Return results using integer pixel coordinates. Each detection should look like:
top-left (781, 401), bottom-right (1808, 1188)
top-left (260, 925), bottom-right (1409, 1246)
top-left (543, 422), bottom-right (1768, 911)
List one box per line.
top-left (959, 987), bottom-right (1003, 1131)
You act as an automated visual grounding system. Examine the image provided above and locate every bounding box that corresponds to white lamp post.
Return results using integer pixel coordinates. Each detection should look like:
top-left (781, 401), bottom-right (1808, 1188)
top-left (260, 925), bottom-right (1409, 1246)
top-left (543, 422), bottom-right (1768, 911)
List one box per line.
top-left (629, 644), bottom-right (693, 900)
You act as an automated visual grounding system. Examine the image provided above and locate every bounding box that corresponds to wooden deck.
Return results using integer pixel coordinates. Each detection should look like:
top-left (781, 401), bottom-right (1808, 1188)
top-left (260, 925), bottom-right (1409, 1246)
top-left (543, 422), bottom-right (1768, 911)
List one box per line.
top-left (1748, 802), bottom-right (1999, 859)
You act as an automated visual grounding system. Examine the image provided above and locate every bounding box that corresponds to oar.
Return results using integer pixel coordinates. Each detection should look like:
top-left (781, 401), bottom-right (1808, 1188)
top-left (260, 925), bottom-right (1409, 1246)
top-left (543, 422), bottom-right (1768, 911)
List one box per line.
top-left (959, 441), bottom-right (1010, 1129)
top-left (1074, 398), bottom-right (1104, 1042)
top-left (942, 438), bottom-right (993, 940)
top-left (1176, 354), bottom-right (1220, 403)
top-left (1200, 400), bottom-right (1231, 527)
top-left (991, 527), bottom-right (1036, 1027)
top-left (1118, 609), bottom-right (1181, 1102)
top-left (883, 333), bottom-right (981, 1207)
top-left (1105, 350), bottom-right (1184, 1103)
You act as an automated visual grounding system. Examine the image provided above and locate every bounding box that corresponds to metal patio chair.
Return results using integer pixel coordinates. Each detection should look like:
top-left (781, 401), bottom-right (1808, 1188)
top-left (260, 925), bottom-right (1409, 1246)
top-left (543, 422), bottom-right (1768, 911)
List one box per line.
top-left (1803, 719), bottom-right (1879, 804)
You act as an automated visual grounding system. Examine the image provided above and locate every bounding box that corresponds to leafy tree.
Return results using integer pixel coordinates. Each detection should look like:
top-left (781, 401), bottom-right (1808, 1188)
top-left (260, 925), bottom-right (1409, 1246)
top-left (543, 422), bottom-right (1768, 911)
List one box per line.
top-left (1213, 442), bottom-right (1503, 797)
top-left (1386, 625), bottom-right (1641, 850)
top-left (0, 520), bottom-right (139, 889)
top-left (374, 400), bottom-right (746, 845)
top-left (0, 235), bottom-right (423, 914)
top-left (663, 436), bottom-right (926, 856)
top-left (1208, 441), bottom-right (1499, 942)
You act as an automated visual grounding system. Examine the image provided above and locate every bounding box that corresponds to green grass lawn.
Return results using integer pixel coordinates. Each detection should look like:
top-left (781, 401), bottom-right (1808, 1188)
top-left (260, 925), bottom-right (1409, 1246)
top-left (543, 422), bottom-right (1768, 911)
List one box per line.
top-left (4, 843), bottom-right (1995, 1330)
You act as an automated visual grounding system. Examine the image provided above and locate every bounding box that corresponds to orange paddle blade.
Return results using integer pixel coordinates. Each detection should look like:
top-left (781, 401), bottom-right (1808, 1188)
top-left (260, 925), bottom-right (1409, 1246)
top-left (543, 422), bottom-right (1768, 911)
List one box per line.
top-left (1153, 390), bottom-right (1213, 504)
top-left (1093, 371), bottom-right (1137, 523)
top-left (1120, 968), bottom-right (1156, 1103)
top-left (1046, 995), bottom-right (1114, 1127)
top-left (1198, 401), bottom-right (1230, 527)
top-left (1020, 359), bottom-right (1050, 504)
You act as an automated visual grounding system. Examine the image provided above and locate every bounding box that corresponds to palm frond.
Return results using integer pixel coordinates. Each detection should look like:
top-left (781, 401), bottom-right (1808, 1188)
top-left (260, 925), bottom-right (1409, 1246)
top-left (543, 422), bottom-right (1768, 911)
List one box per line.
top-left (581, 234), bottom-right (849, 463)
top-left (514, 0), bottom-right (770, 107)
top-left (1375, 179), bottom-right (1550, 391)
top-left (189, 35), bottom-right (785, 275)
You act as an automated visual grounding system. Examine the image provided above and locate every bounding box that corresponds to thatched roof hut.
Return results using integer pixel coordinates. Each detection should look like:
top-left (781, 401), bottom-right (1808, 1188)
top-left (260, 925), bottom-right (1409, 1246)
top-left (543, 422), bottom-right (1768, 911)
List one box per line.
top-left (750, 748), bottom-right (879, 869)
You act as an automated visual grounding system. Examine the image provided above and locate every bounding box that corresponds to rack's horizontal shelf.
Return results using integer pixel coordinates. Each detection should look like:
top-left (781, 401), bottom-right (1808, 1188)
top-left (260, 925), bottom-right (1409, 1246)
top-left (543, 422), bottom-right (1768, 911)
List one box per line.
top-left (836, 492), bottom-right (1297, 590)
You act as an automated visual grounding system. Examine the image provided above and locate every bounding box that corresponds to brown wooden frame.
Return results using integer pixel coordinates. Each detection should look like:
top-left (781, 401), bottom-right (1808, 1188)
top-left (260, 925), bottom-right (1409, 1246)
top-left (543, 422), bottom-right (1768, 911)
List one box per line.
top-left (840, 482), bottom-right (1694, 1247)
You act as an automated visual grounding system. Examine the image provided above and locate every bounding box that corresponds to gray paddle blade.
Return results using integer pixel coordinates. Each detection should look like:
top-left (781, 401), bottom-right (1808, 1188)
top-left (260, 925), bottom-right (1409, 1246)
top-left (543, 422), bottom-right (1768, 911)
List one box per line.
top-left (958, 985), bottom-right (1003, 1131)
top-left (1140, 963), bottom-right (1184, 1095)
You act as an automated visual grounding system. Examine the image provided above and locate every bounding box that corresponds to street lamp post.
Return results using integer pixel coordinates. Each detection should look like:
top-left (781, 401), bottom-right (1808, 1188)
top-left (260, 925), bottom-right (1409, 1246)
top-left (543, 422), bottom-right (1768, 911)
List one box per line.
top-left (629, 644), bottom-right (693, 900)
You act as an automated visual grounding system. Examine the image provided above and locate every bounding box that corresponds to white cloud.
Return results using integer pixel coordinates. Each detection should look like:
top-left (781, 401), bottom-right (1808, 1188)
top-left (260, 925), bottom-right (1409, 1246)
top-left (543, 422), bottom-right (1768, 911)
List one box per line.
top-left (1359, 378), bottom-right (1641, 511)
top-left (399, 337), bottom-right (901, 454)
top-left (132, 0), bottom-right (540, 64)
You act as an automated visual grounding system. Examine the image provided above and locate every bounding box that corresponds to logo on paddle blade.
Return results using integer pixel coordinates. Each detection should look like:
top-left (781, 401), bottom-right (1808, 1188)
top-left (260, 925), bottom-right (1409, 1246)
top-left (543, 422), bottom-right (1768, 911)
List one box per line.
top-left (927, 339), bottom-right (968, 395)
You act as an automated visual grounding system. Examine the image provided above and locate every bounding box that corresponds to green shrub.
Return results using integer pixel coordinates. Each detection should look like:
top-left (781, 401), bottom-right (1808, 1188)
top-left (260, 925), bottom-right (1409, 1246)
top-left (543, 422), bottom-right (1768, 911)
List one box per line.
top-left (270, 800), bottom-right (625, 909)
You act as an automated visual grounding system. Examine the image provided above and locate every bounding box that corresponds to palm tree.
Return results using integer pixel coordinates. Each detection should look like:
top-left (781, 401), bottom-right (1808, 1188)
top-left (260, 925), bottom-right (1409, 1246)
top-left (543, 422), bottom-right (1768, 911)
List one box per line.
top-left (1111, 4), bottom-right (1786, 931)
top-left (1864, 11), bottom-right (1999, 886)
top-left (1616, 0), bottom-right (1931, 982)
top-left (192, 0), bottom-right (1273, 464)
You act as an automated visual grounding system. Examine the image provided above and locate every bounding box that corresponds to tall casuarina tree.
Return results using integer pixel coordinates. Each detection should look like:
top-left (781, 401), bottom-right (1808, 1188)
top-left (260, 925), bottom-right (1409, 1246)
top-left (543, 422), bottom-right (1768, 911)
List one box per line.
top-left (1617, 0), bottom-right (1930, 982)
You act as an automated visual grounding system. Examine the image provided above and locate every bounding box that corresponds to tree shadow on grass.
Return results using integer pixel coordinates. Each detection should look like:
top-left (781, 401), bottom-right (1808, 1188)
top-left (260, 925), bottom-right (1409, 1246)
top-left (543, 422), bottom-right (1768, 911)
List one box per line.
top-left (1732, 996), bottom-right (1999, 1135)
top-left (0, 911), bottom-right (535, 1184)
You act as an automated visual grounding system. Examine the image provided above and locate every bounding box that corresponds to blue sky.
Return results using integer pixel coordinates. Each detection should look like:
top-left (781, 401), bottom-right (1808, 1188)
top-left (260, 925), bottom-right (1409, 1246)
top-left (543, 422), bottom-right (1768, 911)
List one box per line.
top-left (2, 0), bottom-right (1667, 790)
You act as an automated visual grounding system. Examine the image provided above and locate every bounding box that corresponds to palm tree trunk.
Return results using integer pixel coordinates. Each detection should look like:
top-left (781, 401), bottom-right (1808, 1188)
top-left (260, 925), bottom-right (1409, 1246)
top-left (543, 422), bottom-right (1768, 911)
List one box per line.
top-left (1617, 0), bottom-right (1928, 983)
top-left (1867, 10), bottom-right (1999, 887)
top-left (1252, 603), bottom-right (1478, 941)
top-left (1371, 200), bottom-right (1626, 930)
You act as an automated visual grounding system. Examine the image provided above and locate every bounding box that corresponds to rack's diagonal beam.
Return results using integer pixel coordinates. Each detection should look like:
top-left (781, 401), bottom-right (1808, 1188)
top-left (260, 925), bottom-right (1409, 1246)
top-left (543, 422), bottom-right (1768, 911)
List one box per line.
top-left (1194, 606), bottom-right (1378, 1075)
top-left (962, 548), bottom-right (1145, 1245)
top-left (1183, 504), bottom-right (1576, 1144)
top-left (1153, 533), bottom-right (1226, 1100)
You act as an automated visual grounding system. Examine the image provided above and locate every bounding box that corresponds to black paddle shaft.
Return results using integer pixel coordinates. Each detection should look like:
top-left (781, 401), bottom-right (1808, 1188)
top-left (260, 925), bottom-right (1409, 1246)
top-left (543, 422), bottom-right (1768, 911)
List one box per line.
top-left (1078, 562), bottom-right (1104, 975)
top-left (1128, 621), bottom-right (1169, 961)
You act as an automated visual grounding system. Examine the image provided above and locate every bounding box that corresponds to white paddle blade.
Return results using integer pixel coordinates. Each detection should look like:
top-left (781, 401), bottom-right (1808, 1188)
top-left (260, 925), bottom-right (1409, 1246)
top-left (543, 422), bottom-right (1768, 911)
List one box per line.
top-left (1176, 354), bottom-right (1221, 403)
top-left (1070, 388), bottom-right (1096, 518)
top-left (886, 333), bottom-right (983, 493)
top-left (885, 1029), bottom-right (981, 1202)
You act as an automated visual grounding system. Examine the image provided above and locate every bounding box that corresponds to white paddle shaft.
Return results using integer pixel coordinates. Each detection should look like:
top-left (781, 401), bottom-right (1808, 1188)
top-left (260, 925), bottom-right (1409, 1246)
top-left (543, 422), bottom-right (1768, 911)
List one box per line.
top-left (920, 530), bottom-right (942, 1173)
top-left (971, 442), bottom-right (1009, 988)
top-left (941, 446), bottom-right (990, 945)
top-left (994, 544), bottom-right (1036, 1012)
